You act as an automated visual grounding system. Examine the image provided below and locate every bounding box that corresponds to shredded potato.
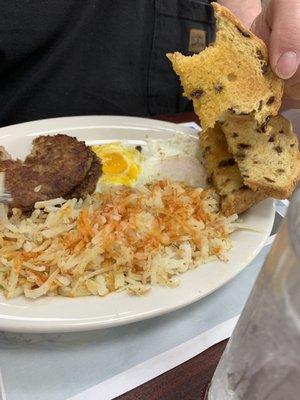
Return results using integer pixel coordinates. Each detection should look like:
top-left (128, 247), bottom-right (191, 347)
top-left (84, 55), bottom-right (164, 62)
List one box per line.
top-left (0, 181), bottom-right (237, 299)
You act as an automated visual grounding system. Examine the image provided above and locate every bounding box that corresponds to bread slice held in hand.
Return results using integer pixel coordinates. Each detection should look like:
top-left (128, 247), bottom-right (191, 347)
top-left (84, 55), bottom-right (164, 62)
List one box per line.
top-left (200, 124), bottom-right (266, 216)
top-left (167, 2), bottom-right (283, 131)
top-left (221, 115), bottom-right (300, 199)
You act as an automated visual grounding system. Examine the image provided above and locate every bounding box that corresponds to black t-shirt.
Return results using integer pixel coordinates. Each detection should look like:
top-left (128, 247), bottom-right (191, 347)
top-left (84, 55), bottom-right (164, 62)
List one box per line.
top-left (0, 0), bottom-right (214, 127)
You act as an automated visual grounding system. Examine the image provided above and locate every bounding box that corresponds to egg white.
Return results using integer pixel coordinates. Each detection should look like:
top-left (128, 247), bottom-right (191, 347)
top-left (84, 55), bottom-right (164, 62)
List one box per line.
top-left (93, 134), bottom-right (207, 193)
top-left (136, 134), bottom-right (207, 188)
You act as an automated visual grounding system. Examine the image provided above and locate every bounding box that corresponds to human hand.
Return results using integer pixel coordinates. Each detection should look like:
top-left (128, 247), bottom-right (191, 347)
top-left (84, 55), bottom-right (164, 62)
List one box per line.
top-left (251, 0), bottom-right (300, 109)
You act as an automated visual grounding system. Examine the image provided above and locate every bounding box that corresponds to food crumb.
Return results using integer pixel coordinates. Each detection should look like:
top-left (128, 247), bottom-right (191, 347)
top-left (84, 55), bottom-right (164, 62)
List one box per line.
top-left (34, 185), bottom-right (42, 192)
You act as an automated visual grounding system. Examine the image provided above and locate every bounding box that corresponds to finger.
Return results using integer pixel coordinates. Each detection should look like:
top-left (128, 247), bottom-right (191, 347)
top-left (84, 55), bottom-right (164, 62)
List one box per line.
top-left (286, 83), bottom-right (300, 100)
top-left (281, 96), bottom-right (300, 112)
top-left (219, 0), bottom-right (262, 28)
top-left (251, 8), bottom-right (271, 47)
top-left (285, 70), bottom-right (300, 100)
top-left (266, 0), bottom-right (300, 79)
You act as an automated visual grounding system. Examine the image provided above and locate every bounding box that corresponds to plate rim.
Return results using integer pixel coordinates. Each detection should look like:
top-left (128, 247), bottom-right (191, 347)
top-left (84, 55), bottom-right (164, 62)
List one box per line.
top-left (0, 115), bottom-right (275, 332)
top-left (0, 115), bottom-right (197, 138)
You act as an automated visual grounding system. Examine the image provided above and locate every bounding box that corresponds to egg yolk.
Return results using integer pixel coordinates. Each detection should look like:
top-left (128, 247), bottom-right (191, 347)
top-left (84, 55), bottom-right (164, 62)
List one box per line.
top-left (91, 143), bottom-right (142, 187)
top-left (102, 152), bottom-right (128, 175)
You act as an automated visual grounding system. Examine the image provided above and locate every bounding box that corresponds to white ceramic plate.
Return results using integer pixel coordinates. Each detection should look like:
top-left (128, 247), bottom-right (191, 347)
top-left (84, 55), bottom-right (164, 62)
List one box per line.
top-left (0, 116), bottom-right (275, 332)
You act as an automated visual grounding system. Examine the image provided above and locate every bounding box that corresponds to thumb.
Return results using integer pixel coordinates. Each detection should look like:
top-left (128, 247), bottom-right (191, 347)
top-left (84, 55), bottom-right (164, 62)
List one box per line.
top-left (266, 0), bottom-right (300, 79)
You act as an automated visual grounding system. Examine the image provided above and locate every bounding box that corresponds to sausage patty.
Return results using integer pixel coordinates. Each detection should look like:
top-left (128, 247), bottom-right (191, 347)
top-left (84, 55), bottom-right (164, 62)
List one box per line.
top-left (0, 134), bottom-right (101, 211)
top-left (66, 153), bottom-right (101, 200)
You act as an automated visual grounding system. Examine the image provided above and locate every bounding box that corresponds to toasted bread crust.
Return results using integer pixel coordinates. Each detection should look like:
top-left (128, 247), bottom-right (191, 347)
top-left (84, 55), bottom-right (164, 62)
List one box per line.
top-left (221, 189), bottom-right (266, 217)
top-left (222, 115), bottom-right (300, 199)
top-left (167, 3), bottom-right (283, 131)
top-left (200, 124), bottom-right (266, 216)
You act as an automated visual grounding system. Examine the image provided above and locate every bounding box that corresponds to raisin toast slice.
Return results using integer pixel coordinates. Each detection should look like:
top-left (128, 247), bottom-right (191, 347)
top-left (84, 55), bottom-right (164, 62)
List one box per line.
top-left (167, 2), bottom-right (283, 131)
top-left (200, 124), bottom-right (266, 216)
top-left (222, 115), bottom-right (300, 198)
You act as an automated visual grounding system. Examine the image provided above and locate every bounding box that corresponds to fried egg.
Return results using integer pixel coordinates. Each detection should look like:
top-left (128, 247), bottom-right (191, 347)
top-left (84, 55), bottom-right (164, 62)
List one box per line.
top-left (92, 134), bottom-right (207, 192)
top-left (91, 142), bottom-right (142, 187)
top-left (138, 135), bottom-right (207, 187)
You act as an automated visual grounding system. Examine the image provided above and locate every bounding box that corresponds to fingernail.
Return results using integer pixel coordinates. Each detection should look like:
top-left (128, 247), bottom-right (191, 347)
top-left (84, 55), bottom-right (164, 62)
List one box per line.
top-left (276, 51), bottom-right (299, 79)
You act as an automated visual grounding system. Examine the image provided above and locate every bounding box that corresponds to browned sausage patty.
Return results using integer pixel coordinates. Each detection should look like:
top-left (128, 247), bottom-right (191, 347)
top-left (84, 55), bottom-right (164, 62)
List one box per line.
top-left (0, 134), bottom-right (101, 211)
top-left (26, 134), bottom-right (93, 187)
top-left (66, 153), bottom-right (101, 200)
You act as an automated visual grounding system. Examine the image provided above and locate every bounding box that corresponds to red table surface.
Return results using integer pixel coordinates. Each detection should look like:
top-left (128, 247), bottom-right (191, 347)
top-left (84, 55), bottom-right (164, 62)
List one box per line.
top-left (116, 339), bottom-right (228, 400)
top-left (117, 112), bottom-right (227, 400)
top-left (154, 111), bottom-right (200, 125)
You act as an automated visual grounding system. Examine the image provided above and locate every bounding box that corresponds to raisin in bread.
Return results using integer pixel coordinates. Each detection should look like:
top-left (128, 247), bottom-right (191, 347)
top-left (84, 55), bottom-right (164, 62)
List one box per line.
top-left (200, 124), bottom-right (266, 216)
top-left (167, 2), bottom-right (283, 131)
top-left (221, 115), bottom-right (300, 198)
